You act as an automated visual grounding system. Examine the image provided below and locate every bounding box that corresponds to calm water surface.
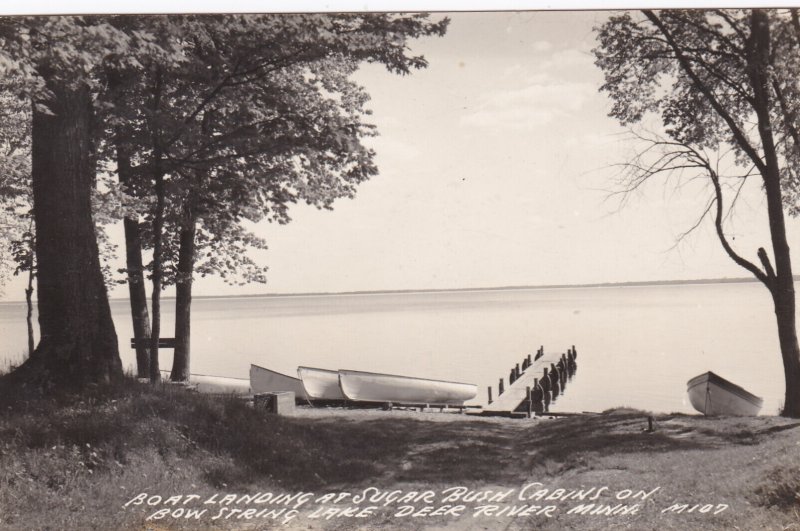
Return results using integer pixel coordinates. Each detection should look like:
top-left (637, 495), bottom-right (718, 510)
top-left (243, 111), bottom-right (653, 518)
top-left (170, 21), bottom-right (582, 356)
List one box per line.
top-left (0, 282), bottom-right (789, 415)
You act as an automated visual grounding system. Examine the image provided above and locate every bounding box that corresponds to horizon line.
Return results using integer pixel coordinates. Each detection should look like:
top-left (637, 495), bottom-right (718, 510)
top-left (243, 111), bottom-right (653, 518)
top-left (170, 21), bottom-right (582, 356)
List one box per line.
top-left (0, 275), bottom-right (786, 304)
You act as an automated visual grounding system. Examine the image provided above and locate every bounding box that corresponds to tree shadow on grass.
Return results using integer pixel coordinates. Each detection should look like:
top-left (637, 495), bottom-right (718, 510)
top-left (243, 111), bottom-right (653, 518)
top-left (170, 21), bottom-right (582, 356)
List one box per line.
top-left (524, 413), bottom-right (705, 456)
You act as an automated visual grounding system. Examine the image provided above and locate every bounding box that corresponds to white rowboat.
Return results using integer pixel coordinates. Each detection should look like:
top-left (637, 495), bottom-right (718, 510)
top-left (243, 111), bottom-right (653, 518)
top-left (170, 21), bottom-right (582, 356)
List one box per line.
top-left (250, 364), bottom-right (308, 400)
top-left (687, 371), bottom-right (763, 416)
top-left (338, 369), bottom-right (478, 405)
top-left (297, 366), bottom-right (346, 401)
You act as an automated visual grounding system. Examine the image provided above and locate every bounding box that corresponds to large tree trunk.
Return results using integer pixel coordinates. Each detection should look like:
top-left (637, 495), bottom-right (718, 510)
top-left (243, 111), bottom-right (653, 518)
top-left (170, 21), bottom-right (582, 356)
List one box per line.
top-left (774, 289), bottom-right (800, 416)
top-left (116, 139), bottom-right (152, 379)
top-left (171, 196), bottom-right (197, 382)
top-left (749, 10), bottom-right (800, 416)
top-left (10, 77), bottom-right (122, 388)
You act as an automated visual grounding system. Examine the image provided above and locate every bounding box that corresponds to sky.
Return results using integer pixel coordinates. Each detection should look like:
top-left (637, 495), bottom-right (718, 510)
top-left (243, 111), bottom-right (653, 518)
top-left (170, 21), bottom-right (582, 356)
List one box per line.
top-left (2, 8), bottom-right (800, 300)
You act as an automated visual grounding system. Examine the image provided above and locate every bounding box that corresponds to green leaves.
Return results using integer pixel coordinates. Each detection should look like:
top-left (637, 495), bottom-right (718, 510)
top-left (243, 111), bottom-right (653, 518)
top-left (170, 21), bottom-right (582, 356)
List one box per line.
top-left (100, 14), bottom-right (445, 286)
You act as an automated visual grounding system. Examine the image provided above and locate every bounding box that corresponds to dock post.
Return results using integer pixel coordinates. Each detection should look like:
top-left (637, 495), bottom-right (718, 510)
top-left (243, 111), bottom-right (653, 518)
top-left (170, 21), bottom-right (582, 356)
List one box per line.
top-left (515, 363), bottom-right (521, 379)
top-left (541, 368), bottom-right (552, 409)
top-left (487, 386), bottom-right (493, 405)
top-left (499, 378), bottom-right (505, 395)
top-left (572, 345), bottom-right (577, 359)
top-left (509, 368), bottom-right (516, 384)
top-left (527, 353), bottom-right (532, 366)
top-left (526, 386), bottom-right (532, 418)
top-left (532, 378), bottom-right (544, 414)
top-left (550, 363), bottom-right (561, 397)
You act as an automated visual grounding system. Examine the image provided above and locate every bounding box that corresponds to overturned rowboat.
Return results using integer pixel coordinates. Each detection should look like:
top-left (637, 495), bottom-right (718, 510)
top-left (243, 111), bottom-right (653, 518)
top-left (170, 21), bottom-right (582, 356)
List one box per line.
top-left (297, 366), bottom-right (346, 401)
top-left (250, 364), bottom-right (308, 400)
top-left (687, 371), bottom-right (763, 416)
top-left (338, 369), bottom-right (478, 405)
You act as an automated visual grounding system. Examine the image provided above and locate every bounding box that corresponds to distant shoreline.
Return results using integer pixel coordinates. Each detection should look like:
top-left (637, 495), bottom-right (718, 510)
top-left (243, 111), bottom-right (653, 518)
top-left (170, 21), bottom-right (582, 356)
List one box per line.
top-left (2, 275), bottom-right (796, 304)
top-left (103, 275), bottom-right (796, 301)
top-left (181, 276), bottom-right (771, 301)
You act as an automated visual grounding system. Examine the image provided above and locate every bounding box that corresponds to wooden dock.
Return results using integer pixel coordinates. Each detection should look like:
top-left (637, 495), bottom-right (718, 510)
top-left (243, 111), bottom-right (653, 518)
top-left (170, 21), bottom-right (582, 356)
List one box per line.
top-left (482, 346), bottom-right (577, 416)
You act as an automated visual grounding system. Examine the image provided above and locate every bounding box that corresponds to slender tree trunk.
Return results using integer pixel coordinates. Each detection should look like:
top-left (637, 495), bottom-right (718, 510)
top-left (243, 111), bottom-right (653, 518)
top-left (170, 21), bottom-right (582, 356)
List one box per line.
top-left (749, 10), bottom-right (800, 416)
top-left (149, 170), bottom-right (164, 384)
top-left (116, 139), bottom-right (152, 378)
top-left (148, 69), bottom-right (165, 384)
top-left (24, 218), bottom-right (35, 358)
top-left (125, 218), bottom-right (152, 378)
top-left (25, 267), bottom-right (34, 357)
top-left (171, 194), bottom-right (197, 382)
top-left (9, 76), bottom-right (122, 388)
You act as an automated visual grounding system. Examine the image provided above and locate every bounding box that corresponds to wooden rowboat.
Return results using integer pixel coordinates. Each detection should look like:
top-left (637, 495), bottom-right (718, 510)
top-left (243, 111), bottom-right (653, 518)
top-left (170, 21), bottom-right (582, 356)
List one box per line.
top-left (250, 364), bottom-right (308, 400)
top-left (338, 369), bottom-right (478, 405)
top-left (687, 371), bottom-right (763, 416)
top-left (297, 366), bottom-right (346, 400)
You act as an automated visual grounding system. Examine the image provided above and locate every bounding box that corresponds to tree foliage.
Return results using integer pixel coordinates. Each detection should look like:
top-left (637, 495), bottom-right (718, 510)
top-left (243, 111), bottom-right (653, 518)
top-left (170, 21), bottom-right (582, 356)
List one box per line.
top-left (595, 10), bottom-right (800, 208)
top-left (102, 14), bottom-right (448, 287)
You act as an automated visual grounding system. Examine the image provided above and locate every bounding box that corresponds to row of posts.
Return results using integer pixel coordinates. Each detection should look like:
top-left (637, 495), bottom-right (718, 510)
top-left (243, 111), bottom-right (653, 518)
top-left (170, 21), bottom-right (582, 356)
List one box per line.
top-left (487, 346), bottom-right (578, 417)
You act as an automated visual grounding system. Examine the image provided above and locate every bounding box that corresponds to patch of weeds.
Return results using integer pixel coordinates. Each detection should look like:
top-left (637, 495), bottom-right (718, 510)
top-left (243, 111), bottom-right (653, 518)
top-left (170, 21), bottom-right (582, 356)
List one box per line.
top-left (754, 466), bottom-right (800, 510)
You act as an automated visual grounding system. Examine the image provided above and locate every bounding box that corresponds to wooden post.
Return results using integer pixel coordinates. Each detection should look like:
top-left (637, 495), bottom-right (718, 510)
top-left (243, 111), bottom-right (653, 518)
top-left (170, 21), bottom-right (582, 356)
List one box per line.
top-left (647, 416), bottom-right (655, 432)
top-left (499, 378), bottom-right (504, 395)
top-left (509, 368), bottom-right (516, 384)
top-left (532, 377), bottom-right (544, 414)
top-left (572, 345), bottom-right (577, 359)
top-left (527, 353), bottom-right (532, 365)
top-left (515, 363), bottom-right (520, 379)
top-left (550, 363), bottom-right (560, 397)
top-left (526, 386), bottom-right (532, 418)
top-left (541, 369), bottom-right (551, 411)
top-left (487, 386), bottom-right (493, 404)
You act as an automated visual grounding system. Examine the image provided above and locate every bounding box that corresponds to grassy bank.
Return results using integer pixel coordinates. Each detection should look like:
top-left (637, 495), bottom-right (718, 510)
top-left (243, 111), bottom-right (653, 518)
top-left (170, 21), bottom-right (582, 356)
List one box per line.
top-left (0, 379), bottom-right (798, 530)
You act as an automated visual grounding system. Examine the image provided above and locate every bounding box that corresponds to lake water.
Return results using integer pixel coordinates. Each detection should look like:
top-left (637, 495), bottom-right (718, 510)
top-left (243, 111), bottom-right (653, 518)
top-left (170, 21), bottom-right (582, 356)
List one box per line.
top-left (0, 282), bottom-right (790, 415)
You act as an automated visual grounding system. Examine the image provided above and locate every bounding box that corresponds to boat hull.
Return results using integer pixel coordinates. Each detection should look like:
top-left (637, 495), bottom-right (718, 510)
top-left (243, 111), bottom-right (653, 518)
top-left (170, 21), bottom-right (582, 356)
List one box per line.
top-left (687, 371), bottom-right (763, 416)
top-left (250, 364), bottom-right (308, 400)
top-left (298, 366), bottom-right (346, 400)
top-left (339, 369), bottom-right (477, 405)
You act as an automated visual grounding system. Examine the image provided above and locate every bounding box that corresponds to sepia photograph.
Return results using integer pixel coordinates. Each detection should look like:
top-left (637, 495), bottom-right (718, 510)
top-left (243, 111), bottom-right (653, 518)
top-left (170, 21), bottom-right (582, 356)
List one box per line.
top-left (0, 2), bottom-right (799, 529)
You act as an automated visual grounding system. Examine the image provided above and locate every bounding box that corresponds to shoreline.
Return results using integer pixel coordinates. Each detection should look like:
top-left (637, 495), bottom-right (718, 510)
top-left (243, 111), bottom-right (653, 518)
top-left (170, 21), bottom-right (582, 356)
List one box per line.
top-left (1, 380), bottom-right (798, 530)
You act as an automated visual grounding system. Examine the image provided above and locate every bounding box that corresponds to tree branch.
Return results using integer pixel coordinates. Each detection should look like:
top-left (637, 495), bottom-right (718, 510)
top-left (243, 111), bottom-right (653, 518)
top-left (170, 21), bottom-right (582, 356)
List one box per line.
top-left (705, 157), bottom-right (773, 289)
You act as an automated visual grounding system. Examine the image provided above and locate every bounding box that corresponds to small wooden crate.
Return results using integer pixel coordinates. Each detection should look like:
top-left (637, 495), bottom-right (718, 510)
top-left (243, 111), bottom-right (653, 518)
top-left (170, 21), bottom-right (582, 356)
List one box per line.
top-left (253, 392), bottom-right (295, 415)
